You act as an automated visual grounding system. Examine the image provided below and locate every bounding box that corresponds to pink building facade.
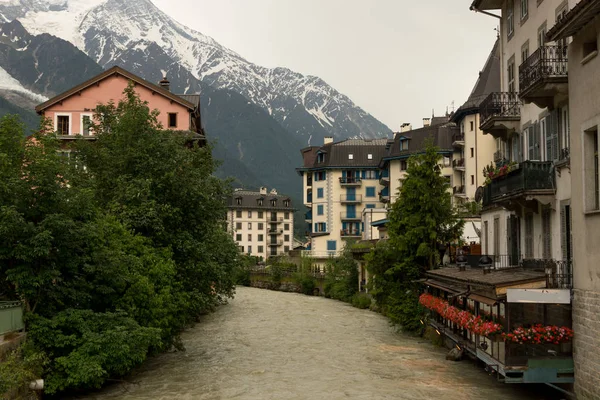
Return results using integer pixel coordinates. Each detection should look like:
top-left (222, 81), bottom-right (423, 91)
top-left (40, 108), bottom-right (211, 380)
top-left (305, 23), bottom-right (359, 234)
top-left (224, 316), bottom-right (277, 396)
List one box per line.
top-left (35, 66), bottom-right (203, 142)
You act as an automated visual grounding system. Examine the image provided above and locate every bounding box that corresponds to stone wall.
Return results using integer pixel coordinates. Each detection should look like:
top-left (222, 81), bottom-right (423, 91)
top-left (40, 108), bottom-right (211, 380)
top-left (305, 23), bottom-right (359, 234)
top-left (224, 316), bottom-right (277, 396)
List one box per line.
top-left (573, 289), bottom-right (600, 400)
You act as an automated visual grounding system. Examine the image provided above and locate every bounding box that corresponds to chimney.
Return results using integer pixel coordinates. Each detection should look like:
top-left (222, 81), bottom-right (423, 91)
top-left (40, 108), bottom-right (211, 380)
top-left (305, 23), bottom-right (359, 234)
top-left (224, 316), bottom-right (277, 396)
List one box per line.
top-left (324, 136), bottom-right (334, 145)
top-left (400, 123), bottom-right (412, 133)
top-left (159, 76), bottom-right (170, 92)
top-left (270, 188), bottom-right (278, 195)
top-left (423, 118), bottom-right (431, 127)
top-left (259, 186), bottom-right (267, 195)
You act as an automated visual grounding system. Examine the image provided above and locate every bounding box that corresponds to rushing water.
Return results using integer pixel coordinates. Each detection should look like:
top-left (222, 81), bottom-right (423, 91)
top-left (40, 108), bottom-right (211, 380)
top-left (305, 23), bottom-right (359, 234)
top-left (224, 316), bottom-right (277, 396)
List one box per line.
top-left (75, 287), bottom-right (564, 400)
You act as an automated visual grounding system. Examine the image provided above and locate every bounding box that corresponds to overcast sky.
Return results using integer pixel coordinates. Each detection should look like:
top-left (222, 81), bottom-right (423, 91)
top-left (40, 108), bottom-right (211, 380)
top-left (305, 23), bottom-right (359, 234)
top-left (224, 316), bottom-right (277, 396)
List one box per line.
top-left (152, 0), bottom-right (498, 131)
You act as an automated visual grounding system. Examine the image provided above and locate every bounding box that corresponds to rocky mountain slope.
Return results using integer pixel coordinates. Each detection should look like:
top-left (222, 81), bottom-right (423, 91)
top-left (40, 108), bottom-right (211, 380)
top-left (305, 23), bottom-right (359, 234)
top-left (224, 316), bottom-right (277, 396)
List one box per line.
top-left (0, 0), bottom-right (392, 145)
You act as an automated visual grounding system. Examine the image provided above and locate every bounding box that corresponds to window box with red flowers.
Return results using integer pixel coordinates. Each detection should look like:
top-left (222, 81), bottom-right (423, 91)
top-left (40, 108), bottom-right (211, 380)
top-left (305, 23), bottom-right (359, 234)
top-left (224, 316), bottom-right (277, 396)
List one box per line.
top-left (503, 324), bottom-right (574, 345)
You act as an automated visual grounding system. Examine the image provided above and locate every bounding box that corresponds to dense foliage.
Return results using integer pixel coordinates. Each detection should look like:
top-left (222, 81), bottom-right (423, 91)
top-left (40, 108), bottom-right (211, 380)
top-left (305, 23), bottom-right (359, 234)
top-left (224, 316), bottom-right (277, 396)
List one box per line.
top-left (323, 248), bottom-right (359, 302)
top-left (0, 84), bottom-right (238, 395)
top-left (365, 144), bottom-right (464, 332)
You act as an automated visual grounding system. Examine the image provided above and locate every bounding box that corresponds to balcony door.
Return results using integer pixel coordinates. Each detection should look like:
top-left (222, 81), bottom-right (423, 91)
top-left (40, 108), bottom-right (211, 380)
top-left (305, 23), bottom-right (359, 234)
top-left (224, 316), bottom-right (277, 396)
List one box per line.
top-left (507, 215), bottom-right (521, 266)
top-left (346, 187), bottom-right (356, 201)
top-left (346, 204), bottom-right (356, 219)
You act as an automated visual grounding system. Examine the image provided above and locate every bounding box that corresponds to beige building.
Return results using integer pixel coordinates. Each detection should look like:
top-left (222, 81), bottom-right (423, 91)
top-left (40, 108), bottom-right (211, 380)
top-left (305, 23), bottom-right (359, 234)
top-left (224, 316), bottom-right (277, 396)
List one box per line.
top-left (227, 187), bottom-right (295, 259)
top-left (547, 2), bottom-right (600, 398)
top-left (298, 138), bottom-right (388, 268)
top-left (472, 0), bottom-right (573, 267)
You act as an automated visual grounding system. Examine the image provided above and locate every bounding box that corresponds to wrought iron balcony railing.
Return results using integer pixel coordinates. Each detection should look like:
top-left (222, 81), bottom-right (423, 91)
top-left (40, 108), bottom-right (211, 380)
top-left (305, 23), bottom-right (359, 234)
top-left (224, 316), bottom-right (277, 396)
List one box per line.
top-left (340, 229), bottom-right (361, 237)
top-left (340, 194), bottom-right (363, 203)
top-left (519, 44), bottom-right (568, 96)
top-left (482, 161), bottom-right (555, 206)
top-left (452, 133), bottom-right (465, 146)
top-left (339, 177), bottom-right (362, 185)
top-left (452, 158), bottom-right (465, 168)
top-left (480, 92), bottom-right (521, 128)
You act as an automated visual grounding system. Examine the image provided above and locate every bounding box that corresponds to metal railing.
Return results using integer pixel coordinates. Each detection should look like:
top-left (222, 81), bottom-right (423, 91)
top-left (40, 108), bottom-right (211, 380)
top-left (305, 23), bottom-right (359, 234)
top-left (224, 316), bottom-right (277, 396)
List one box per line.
top-left (300, 250), bottom-right (341, 259)
top-left (453, 158), bottom-right (465, 168)
top-left (452, 133), bottom-right (465, 144)
top-left (268, 228), bottom-right (283, 234)
top-left (453, 185), bottom-right (465, 195)
top-left (480, 92), bottom-right (521, 127)
top-left (340, 229), bottom-right (361, 237)
top-left (340, 212), bottom-right (361, 220)
top-left (521, 258), bottom-right (573, 289)
top-left (339, 177), bottom-right (362, 185)
top-left (268, 240), bottom-right (284, 246)
top-left (483, 161), bottom-right (554, 206)
top-left (340, 194), bottom-right (363, 203)
top-left (559, 147), bottom-right (570, 161)
top-left (0, 301), bottom-right (24, 336)
top-left (519, 44), bottom-right (568, 95)
top-left (270, 217), bottom-right (284, 222)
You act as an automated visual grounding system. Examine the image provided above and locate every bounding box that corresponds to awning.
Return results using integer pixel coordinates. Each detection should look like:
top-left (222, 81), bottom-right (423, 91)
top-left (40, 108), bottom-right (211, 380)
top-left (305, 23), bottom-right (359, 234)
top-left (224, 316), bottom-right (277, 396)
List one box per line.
top-left (468, 293), bottom-right (498, 306)
top-left (423, 280), bottom-right (464, 294)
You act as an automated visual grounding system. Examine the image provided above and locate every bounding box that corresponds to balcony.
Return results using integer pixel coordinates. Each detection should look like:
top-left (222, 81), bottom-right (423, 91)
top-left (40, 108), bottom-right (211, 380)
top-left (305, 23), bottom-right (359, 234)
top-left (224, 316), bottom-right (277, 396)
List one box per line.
top-left (452, 133), bottom-right (465, 147)
top-left (270, 217), bottom-right (284, 223)
top-left (305, 210), bottom-right (312, 223)
top-left (519, 45), bottom-right (568, 109)
top-left (479, 92), bottom-right (521, 139)
top-left (340, 194), bottom-right (362, 203)
top-left (453, 185), bottom-right (466, 197)
top-left (340, 212), bottom-right (361, 221)
top-left (268, 239), bottom-right (284, 246)
top-left (379, 170), bottom-right (390, 186)
top-left (452, 158), bottom-right (465, 170)
top-left (340, 229), bottom-right (361, 238)
top-left (379, 187), bottom-right (390, 203)
top-left (268, 228), bottom-right (283, 234)
top-left (482, 161), bottom-right (555, 208)
top-left (339, 177), bottom-right (362, 186)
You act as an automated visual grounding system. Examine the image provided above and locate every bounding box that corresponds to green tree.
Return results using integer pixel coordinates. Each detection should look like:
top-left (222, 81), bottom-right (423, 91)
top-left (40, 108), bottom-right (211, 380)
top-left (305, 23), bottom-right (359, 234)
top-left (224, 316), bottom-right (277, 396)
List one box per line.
top-left (323, 247), bottom-right (359, 302)
top-left (366, 143), bottom-right (464, 331)
top-left (73, 82), bottom-right (238, 317)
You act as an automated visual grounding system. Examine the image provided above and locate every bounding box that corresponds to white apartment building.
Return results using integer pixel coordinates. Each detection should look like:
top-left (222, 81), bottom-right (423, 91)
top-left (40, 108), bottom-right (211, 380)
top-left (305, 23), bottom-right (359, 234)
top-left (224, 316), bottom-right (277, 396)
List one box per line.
top-left (472, 0), bottom-right (574, 267)
top-left (298, 138), bottom-right (388, 268)
top-left (227, 187), bottom-right (295, 259)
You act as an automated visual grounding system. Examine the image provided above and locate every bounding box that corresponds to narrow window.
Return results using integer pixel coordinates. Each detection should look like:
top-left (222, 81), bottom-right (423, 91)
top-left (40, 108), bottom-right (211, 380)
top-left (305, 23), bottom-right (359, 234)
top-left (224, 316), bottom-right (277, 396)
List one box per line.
top-left (537, 22), bottom-right (547, 48)
top-left (471, 175), bottom-right (475, 185)
top-left (284, 212), bottom-right (290, 219)
top-left (248, 222), bottom-right (252, 230)
top-left (507, 57), bottom-right (516, 92)
top-left (507, 0), bottom-right (514, 38)
top-left (236, 222), bottom-right (242, 230)
top-left (400, 160), bottom-right (407, 171)
top-left (82, 115), bottom-right (92, 136)
top-left (236, 210), bottom-right (242, 218)
top-left (542, 208), bottom-right (552, 259)
top-left (520, 0), bottom-right (528, 20)
top-left (317, 188), bottom-right (324, 198)
top-left (248, 234), bottom-right (252, 242)
top-left (57, 115), bottom-right (70, 135)
top-left (258, 212), bottom-right (263, 219)
top-left (483, 221), bottom-right (489, 254)
top-left (248, 211), bottom-right (252, 218)
top-left (525, 213), bottom-right (534, 258)
top-left (247, 246), bottom-right (252, 254)
top-left (284, 234), bottom-right (290, 241)
top-left (470, 148), bottom-right (474, 158)
top-left (470, 121), bottom-right (474, 131)
top-left (317, 205), bottom-right (324, 216)
top-left (258, 234), bottom-right (264, 242)
top-left (168, 113), bottom-right (177, 128)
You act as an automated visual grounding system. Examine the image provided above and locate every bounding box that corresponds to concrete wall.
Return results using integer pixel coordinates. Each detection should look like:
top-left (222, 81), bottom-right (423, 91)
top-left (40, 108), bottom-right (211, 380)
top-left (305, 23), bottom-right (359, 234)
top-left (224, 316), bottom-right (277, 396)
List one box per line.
top-left (566, 16), bottom-right (600, 400)
top-left (41, 74), bottom-right (193, 134)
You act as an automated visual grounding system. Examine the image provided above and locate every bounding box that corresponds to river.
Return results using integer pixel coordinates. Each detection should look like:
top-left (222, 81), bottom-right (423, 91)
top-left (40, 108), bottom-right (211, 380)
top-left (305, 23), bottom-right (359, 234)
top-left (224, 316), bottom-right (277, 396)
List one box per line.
top-left (75, 287), bottom-right (564, 400)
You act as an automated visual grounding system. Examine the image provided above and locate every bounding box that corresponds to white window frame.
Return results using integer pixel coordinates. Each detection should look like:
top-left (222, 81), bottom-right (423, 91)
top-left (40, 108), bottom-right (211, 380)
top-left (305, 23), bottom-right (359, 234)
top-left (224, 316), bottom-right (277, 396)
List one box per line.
top-left (520, 0), bottom-right (528, 20)
top-left (80, 113), bottom-right (94, 136)
top-left (55, 113), bottom-right (72, 136)
top-left (507, 0), bottom-right (515, 37)
top-left (348, 153), bottom-right (354, 160)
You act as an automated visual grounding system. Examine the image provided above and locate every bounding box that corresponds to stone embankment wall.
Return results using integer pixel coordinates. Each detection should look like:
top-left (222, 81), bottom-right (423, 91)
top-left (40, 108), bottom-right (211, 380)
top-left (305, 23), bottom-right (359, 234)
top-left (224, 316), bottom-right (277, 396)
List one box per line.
top-left (573, 289), bottom-right (600, 400)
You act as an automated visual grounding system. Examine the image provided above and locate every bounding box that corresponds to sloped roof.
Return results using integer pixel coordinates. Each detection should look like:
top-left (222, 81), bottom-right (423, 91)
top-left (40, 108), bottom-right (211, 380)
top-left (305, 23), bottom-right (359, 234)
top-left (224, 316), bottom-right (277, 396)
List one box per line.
top-left (35, 65), bottom-right (196, 113)
top-left (177, 94), bottom-right (200, 107)
top-left (228, 189), bottom-right (296, 211)
top-left (450, 39), bottom-right (500, 123)
top-left (299, 138), bottom-right (389, 169)
top-left (384, 122), bottom-right (457, 160)
top-left (547, 0), bottom-right (600, 41)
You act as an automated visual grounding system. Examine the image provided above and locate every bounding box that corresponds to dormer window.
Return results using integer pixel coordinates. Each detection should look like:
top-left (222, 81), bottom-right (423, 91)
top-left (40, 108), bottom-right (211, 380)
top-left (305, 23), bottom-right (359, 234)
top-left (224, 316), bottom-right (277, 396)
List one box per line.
top-left (257, 198), bottom-right (263, 206)
top-left (348, 154), bottom-right (354, 160)
top-left (271, 199), bottom-right (277, 207)
top-left (284, 199), bottom-right (290, 207)
top-left (400, 140), bottom-right (409, 151)
top-left (236, 197), bottom-right (242, 205)
top-left (368, 154), bottom-right (373, 160)
top-left (317, 153), bottom-right (325, 163)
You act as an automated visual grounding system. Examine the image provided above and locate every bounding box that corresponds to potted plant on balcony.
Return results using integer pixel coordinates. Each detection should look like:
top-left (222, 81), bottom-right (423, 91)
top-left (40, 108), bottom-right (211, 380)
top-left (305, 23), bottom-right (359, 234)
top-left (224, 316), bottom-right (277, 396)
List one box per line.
top-left (482, 161), bottom-right (519, 186)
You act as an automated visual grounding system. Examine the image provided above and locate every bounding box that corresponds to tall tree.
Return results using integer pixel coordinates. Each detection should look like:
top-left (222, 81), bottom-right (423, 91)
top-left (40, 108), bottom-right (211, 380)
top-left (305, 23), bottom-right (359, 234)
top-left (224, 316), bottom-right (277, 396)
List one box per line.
top-left (366, 143), bottom-right (463, 331)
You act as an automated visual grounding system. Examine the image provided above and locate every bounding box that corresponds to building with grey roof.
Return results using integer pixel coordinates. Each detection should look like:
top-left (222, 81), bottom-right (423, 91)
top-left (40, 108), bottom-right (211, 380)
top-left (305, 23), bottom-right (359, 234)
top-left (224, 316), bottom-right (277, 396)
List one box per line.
top-left (227, 187), bottom-right (295, 259)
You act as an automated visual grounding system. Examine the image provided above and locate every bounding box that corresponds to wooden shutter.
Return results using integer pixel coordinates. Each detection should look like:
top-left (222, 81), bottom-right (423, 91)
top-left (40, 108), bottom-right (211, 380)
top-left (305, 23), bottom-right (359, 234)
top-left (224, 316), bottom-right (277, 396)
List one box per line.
top-left (560, 204), bottom-right (567, 260)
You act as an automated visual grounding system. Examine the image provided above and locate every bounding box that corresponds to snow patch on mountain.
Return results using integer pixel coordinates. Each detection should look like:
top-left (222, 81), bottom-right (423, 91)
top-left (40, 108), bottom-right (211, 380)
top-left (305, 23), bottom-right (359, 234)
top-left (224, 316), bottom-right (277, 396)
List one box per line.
top-left (0, 66), bottom-right (47, 102)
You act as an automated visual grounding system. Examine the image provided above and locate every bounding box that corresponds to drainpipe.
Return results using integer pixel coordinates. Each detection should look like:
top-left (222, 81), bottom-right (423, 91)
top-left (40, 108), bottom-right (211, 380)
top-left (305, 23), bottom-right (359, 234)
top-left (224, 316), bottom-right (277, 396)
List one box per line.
top-left (470, 4), bottom-right (505, 91)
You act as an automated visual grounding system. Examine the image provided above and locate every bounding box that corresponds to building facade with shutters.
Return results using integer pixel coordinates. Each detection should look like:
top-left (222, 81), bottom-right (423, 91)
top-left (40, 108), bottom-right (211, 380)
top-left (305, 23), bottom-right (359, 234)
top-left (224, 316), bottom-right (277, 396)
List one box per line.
top-left (472, 0), bottom-right (574, 269)
top-left (297, 138), bottom-right (388, 269)
top-left (227, 187), bottom-right (295, 259)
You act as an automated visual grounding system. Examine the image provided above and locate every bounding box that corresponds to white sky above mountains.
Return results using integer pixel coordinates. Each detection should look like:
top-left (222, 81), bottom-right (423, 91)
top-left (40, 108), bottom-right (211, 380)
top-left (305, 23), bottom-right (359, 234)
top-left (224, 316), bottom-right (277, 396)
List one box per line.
top-left (153, 0), bottom-right (498, 131)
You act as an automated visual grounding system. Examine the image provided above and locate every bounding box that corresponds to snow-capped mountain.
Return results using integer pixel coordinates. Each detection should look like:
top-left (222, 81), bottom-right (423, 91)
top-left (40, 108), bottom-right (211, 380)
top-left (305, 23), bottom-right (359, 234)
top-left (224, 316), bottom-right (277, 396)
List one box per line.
top-left (0, 0), bottom-right (391, 143)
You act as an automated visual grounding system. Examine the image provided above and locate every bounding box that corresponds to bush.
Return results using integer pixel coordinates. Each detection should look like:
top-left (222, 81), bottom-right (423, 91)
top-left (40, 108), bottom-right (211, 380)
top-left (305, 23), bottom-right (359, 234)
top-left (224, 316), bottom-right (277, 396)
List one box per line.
top-left (351, 293), bottom-right (371, 309)
top-left (298, 276), bottom-right (316, 295)
top-left (0, 343), bottom-right (45, 399)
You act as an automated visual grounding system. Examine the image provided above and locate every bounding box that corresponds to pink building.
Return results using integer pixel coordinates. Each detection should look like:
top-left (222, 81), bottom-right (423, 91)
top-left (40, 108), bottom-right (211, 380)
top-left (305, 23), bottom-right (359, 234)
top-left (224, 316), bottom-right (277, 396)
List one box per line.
top-left (35, 66), bottom-right (204, 144)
